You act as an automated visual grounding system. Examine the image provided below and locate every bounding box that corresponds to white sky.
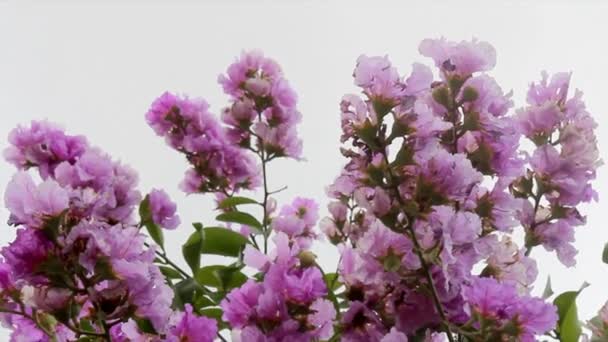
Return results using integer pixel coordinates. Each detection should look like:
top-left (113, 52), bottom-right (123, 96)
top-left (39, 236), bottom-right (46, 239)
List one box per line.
top-left (1, 1), bottom-right (608, 340)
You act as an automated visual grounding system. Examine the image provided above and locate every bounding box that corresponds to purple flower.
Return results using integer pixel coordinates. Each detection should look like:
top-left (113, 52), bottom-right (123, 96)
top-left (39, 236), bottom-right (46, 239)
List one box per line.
top-left (147, 189), bottom-right (180, 229)
top-left (381, 327), bottom-right (408, 342)
top-left (341, 301), bottom-right (386, 342)
top-left (4, 121), bottom-right (88, 179)
top-left (166, 304), bottom-right (217, 342)
top-left (419, 37), bottom-right (496, 76)
top-left (271, 197), bottom-right (319, 247)
top-left (1, 228), bottom-right (51, 283)
top-left (221, 280), bottom-right (263, 329)
top-left (354, 55), bottom-right (405, 104)
top-left (463, 277), bottom-right (557, 341)
top-left (220, 51), bottom-right (303, 160)
top-left (414, 148), bottom-right (484, 203)
top-left (534, 219), bottom-right (577, 267)
top-left (4, 172), bottom-right (69, 228)
top-left (218, 50), bottom-right (282, 98)
top-left (146, 92), bottom-right (261, 194)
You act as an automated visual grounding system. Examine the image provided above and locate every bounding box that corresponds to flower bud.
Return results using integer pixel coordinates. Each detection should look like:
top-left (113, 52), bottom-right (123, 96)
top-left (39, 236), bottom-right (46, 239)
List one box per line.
top-left (298, 250), bottom-right (317, 267)
top-left (244, 78), bottom-right (271, 97)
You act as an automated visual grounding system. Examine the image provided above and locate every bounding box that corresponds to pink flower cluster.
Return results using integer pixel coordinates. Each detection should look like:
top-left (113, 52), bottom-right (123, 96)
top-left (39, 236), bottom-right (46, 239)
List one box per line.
top-left (0, 38), bottom-right (602, 342)
top-left (220, 51), bottom-right (303, 160)
top-left (318, 37), bottom-right (577, 341)
top-left (146, 92), bottom-right (260, 194)
top-left (222, 232), bottom-right (335, 341)
top-left (1, 121), bottom-right (216, 341)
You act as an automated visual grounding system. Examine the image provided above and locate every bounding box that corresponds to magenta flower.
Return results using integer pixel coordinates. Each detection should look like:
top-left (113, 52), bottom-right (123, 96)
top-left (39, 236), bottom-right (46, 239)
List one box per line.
top-left (146, 91), bottom-right (261, 194)
top-left (463, 277), bottom-right (557, 341)
top-left (166, 304), bottom-right (217, 342)
top-left (4, 120), bottom-right (88, 179)
top-left (219, 51), bottom-right (303, 160)
top-left (419, 37), bottom-right (496, 76)
top-left (147, 189), bottom-right (180, 229)
top-left (4, 171), bottom-right (69, 228)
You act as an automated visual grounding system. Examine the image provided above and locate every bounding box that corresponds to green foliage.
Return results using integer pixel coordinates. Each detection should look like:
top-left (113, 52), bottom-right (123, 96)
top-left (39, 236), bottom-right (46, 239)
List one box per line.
top-left (195, 265), bottom-right (247, 291)
top-left (216, 211), bottom-right (263, 234)
top-left (159, 266), bottom-right (183, 280)
top-left (200, 227), bottom-right (250, 257)
top-left (217, 196), bottom-right (259, 209)
top-left (182, 223), bottom-right (204, 273)
top-left (553, 282), bottom-right (589, 342)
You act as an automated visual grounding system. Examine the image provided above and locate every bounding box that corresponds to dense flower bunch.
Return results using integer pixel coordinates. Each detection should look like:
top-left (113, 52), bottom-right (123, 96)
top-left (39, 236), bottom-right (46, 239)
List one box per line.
top-left (1, 121), bottom-right (216, 340)
top-left (0, 39), bottom-right (603, 342)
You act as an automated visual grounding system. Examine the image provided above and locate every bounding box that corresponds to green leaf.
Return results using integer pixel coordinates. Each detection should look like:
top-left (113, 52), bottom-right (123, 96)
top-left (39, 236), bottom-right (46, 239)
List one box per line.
top-left (542, 276), bottom-right (553, 299)
top-left (218, 196), bottom-right (259, 209)
top-left (173, 278), bottom-right (202, 309)
top-left (193, 293), bottom-right (216, 310)
top-left (215, 211), bottom-right (263, 233)
top-left (139, 195), bottom-right (164, 249)
top-left (602, 242), bottom-right (608, 264)
top-left (201, 227), bottom-right (249, 257)
top-left (134, 317), bottom-right (157, 334)
top-left (553, 283), bottom-right (589, 342)
top-left (355, 120), bottom-right (381, 151)
top-left (196, 265), bottom-right (248, 290)
top-left (323, 272), bottom-right (342, 292)
top-left (159, 266), bottom-right (183, 280)
top-left (200, 307), bottom-right (223, 320)
top-left (182, 224), bottom-right (204, 273)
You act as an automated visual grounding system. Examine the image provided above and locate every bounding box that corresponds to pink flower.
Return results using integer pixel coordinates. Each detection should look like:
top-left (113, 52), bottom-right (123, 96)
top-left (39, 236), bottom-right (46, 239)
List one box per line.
top-left (4, 172), bottom-right (69, 228)
top-left (166, 304), bottom-right (217, 342)
top-left (419, 37), bottom-right (496, 76)
top-left (147, 189), bottom-right (180, 230)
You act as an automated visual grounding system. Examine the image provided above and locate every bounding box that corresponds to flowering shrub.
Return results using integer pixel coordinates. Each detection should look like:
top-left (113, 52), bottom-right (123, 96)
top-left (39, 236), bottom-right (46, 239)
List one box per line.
top-left (0, 38), bottom-right (603, 341)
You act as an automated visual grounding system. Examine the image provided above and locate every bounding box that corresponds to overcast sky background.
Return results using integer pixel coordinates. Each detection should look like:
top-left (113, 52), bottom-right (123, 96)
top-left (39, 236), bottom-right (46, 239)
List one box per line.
top-left (1, 1), bottom-right (608, 340)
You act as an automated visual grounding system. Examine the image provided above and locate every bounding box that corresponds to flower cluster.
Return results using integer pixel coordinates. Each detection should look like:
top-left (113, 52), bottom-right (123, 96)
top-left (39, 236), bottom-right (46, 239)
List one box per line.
top-left (318, 37), bottom-right (587, 341)
top-left (1, 39), bottom-right (602, 342)
top-left (1, 121), bottom-right (216, 341)
top-left (146, 92), bottom-right (260, 194)
top-left (514, 71), bottom-right (601, 266)
top-left (221, 232), bottom-right (335, 341)
top-left (220, 51), bottom-right (303, 160)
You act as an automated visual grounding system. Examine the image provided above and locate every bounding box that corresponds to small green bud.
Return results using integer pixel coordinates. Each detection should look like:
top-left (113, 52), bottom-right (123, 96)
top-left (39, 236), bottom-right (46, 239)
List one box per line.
top-left (432, 86), bottom-right (451, 108)
top-left (461, 86), bottom-right (479, 102)
top-left (298, 251), bottom-right (317, 267)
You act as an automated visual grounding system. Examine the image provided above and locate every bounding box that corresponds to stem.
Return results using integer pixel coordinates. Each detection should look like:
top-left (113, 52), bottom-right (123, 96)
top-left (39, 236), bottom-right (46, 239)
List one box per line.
top-left (146, 242), bottom-right (192, 279)
top-left (315, 263), bottom-right (341, 318)
top-left (250, 124), bottom-right (271, 255)
top-left (261, 150), bottom-right (270, 254)
top-left (0, 308), bottom-right (54, 339)
top-left (524, 188), bottom-right (545, 256)
top-left (380, 151), bottom-right (455, 342)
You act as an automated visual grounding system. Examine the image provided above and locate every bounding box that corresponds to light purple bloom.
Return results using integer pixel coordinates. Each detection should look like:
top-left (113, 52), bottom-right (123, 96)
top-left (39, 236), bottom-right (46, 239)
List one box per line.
top-left (419, 37), bottom-right (496, 76)
top-left (4, 121), bottom-right (88, 179)
top-left (146, 92), bottom-right (261, 194)
top-left (166, 304), bottom-right (217, 342)
top-left (147, 189), bottom-right (180, 229)
top-left (4, 172), bottom-right (69, 228)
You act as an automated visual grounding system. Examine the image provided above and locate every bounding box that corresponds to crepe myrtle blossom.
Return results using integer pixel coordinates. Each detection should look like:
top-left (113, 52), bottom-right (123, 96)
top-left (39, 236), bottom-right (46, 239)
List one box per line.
top-left (4, 121), bottom-right (88, 179)
top-left (146, 91), bottom-right (260, 194)
top-left (463, 277), bottom-right (557, 341)
top-left (514, 71), bottom-right (601, 266)
top-left (222, 233), bottom-right (336, 341)
top-left (0, 38), bottom-right (603, 342)
top-left (147, 189), bottom-right (180, 230)
top-left (219, 50), bottom-right (303, 159)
